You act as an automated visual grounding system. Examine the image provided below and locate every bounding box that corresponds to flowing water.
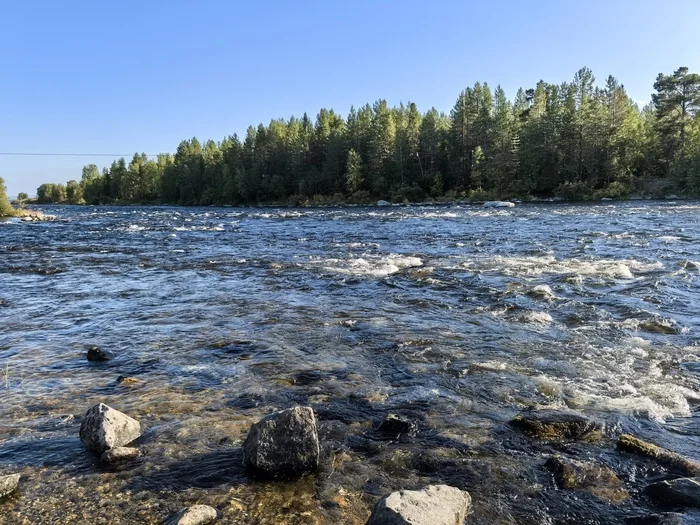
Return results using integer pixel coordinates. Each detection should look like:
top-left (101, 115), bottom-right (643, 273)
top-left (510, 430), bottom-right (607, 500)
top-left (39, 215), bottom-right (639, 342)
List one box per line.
top-left (1, 202), bottom-right (699, 524)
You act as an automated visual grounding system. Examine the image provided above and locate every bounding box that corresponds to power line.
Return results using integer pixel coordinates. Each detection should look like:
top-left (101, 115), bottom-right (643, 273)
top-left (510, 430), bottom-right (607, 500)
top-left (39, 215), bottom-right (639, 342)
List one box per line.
top-left (0, 152), bottom-right (159, 157)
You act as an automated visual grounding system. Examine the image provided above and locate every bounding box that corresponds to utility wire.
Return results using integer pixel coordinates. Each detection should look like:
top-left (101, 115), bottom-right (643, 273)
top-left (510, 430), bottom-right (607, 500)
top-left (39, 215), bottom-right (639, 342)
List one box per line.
top-left (0, 152), bottom-right (159, 157)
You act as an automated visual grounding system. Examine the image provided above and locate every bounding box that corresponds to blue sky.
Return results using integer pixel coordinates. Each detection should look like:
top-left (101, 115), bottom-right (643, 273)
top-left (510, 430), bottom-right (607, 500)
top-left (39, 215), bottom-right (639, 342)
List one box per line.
top-left (2, 0), bottom-right (699, 196)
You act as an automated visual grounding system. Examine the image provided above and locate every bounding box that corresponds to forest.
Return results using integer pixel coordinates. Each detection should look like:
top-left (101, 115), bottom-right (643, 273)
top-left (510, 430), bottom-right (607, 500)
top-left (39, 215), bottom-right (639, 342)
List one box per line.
top-left (34, 66), bottom-right (700, 206)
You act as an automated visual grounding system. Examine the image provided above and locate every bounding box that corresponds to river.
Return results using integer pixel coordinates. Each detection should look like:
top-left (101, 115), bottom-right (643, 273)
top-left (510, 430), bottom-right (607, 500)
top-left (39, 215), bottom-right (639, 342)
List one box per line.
top-left (1, 202), bottom-right (699, 524)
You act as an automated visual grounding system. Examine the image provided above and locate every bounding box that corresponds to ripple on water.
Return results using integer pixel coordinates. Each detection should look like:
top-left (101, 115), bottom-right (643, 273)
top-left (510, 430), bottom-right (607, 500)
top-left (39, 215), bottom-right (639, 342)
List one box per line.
top-left (1, 202), bottom-right (700, 523)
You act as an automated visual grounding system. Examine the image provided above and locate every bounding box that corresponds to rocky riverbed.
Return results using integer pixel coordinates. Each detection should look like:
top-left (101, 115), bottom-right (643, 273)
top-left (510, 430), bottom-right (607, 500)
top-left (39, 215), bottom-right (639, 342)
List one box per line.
top-left (1, 202), bottom-right (700, 523)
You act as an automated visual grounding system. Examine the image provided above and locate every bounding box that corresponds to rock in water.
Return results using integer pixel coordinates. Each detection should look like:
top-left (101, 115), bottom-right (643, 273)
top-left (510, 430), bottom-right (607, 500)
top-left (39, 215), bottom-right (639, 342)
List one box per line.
top-left (377, 200), bottom-right (391, 207)
top-left (527, 285), bottom-right (556, 301)
top-left (86, 346), bottom-right (113, 362)
top-left (483, 201), bottom-right (515, 208)
top-left (544, 456), bottom-right (628, 503)
top-left (624, 514), bottom-right (684, 525)
top-left (243, 406), bottom-right (319, 479)
top-left (366, 485), bottom-right (471, 525)
top-left (378, 414), bottom-right (416, 436)
top-left (617, 434), bottom-right (700, 475)
top-left (510, 409), bottom-right (602, 441)
top-left (164, 505), bottom-right (217, 525)
top-left (0, 473), bottom-right (20, 498)
top-left (79, 403), bottom-right (141, 454)
top-left (101, 447), bottom-right (140, 464)
top-left (646, 477), bottom-right (700, 507)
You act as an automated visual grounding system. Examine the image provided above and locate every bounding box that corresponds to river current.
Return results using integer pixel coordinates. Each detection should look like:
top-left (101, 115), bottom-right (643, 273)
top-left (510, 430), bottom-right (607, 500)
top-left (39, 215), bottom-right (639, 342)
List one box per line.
top-left (1, 202), bottom-right (699, 524)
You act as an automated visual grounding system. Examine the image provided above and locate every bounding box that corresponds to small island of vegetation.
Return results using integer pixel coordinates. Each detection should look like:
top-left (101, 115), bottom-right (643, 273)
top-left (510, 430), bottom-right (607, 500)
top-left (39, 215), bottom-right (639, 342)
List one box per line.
top-left (31, 66), bottom-right (700, 207)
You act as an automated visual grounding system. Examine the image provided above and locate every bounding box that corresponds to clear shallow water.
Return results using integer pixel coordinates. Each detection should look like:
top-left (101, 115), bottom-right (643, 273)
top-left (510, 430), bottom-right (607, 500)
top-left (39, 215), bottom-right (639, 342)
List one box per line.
top-left (1, 202), bottom-right (699, 524)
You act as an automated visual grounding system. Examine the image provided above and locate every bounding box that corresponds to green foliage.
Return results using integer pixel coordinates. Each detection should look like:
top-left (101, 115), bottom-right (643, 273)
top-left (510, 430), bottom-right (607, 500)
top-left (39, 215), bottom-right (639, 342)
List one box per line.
top-left (554, 181), bottom-right (593, 201)
top-left (345, 148), bottom-right (363, 193)
top-left (37, 183), bottom-right (67, 203)
top-left (66, 180), bottom-right (83, 204)
top-left (0, 177), bottom-right (16, 216)
top-left (35, 66), bottom-right (700, 205)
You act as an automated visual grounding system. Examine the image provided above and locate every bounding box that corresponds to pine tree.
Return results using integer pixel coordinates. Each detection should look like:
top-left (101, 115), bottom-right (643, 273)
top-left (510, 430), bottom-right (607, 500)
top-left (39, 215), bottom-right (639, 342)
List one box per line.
top-left (346, 148), bottom-right (363, 193)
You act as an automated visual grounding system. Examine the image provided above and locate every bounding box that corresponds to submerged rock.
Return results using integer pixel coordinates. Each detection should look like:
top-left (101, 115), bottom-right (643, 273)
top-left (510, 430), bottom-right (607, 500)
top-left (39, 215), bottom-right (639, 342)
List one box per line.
top-left (624, 514), bottom-right (684, 525)
top-left (646, 477), bottom-right (700, 507)
top-left (79, 403), bottom-right (142, 454)
top-left (366, 485), bottom-right (471, 525)
top-left (510, 409), bottom-right (602, 441)
top-left (378, 414), bottom-right (417, 436)
top-left (526, 285), bottom-right (556, 301)
top-left (86, 346), bottom-right (113, 362)
top-left (0, 473), bottom-right (20, 498)
top-left (243, 406), bottom-right (319, 479)
top-left (164, 505), bottom-right (217, 525)
top-left (101, 446), bottom-right (140, 464)
top-left (116, 375), bottom-right (143, 386)
top-left (377, 200), bottom-right (391, 207)
top-left (519, 311), bottom-right (553, 324)
top-left (483, 200), bottom-right (515, 208)
top-left (617, 434), bottom-right (700, 476)
top-left (544, 456), bottom-right (628, 502)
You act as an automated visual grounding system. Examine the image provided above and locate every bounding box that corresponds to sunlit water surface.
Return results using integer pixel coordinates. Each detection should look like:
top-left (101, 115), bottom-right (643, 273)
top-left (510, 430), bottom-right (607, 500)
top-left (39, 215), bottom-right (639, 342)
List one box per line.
top-left (1, 202), bottom-right (700, 524)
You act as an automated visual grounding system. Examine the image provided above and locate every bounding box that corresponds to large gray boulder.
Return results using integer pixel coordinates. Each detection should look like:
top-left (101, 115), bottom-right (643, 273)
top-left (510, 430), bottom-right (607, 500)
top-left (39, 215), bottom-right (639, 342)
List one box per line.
top-left (646, 477), bottom-right (700, 507)
top-left (243, 406), bottom-right (319, 479)
top-left (164, 505), bottom-right (217, 525)
top-left (377, 200), bottom-right (391, 207)
top-left (366, 485), bottom-right (471, 525)
top-left (0, 473), bottom-right (20, 498)
top-left (79, 403), bottom-right (141, 454)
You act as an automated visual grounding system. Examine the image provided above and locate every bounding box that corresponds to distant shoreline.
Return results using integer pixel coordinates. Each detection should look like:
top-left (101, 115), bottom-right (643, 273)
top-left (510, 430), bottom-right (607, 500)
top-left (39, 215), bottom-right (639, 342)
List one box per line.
top-left (16, 194), bottom-right (697, 211)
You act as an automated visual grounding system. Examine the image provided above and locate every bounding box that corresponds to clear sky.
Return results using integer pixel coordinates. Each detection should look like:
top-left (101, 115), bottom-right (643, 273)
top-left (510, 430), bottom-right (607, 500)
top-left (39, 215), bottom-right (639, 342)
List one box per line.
top-left (2, 0), bottom-right (699, 196)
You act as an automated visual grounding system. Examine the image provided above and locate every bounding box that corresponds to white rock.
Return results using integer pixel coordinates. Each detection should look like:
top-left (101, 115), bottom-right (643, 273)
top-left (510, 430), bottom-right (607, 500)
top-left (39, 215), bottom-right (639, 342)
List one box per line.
top-left (377, 200), bottom-right (391, 207)
top-left (366, 485), bottom-right (471, 525)
top-left (101, 446), bottom-right (140, 463)
top-left (0, 473), bottom-right (20, 498)
top-left (79, 403), bottom-right (141, 454)
top-left (483, 201), bottom-right (515, 208)
top-left (164, 505), bottom-right (217, 525)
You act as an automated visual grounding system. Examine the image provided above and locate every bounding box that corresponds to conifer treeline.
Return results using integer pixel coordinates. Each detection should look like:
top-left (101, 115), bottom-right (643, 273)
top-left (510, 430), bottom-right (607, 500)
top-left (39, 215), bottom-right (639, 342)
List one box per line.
top-left (36, 67), bottom-right (700, 205)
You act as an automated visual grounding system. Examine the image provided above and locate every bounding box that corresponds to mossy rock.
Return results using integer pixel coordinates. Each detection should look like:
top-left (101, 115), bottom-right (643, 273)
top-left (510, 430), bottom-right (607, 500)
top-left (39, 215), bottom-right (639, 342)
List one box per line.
top-left (544, 456), bottom-right (628, 503)
top-left (617, 434), bottom-right (700, 475)
top-left (510, 410), bottom-right (602, 441)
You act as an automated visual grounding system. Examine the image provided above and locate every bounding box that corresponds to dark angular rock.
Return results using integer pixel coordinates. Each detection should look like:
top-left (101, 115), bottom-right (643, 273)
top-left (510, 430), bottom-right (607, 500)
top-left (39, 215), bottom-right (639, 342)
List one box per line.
top-left (366, 485), bottom-right (471, 525)
top-left (510, 409), bottom-right (602, 441)
top-left (378, 414), bottom-right (417, 436)
top-left (618, 434), bottom-right (700, 476)
top-left (243, 406), bottom-right (319, 479)
top-left (79, 403), bottom-right (141, 454)
top-left (646, 477), bottom-right (700, 507)
top-left (86, 346), bottom-right (113, 362)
